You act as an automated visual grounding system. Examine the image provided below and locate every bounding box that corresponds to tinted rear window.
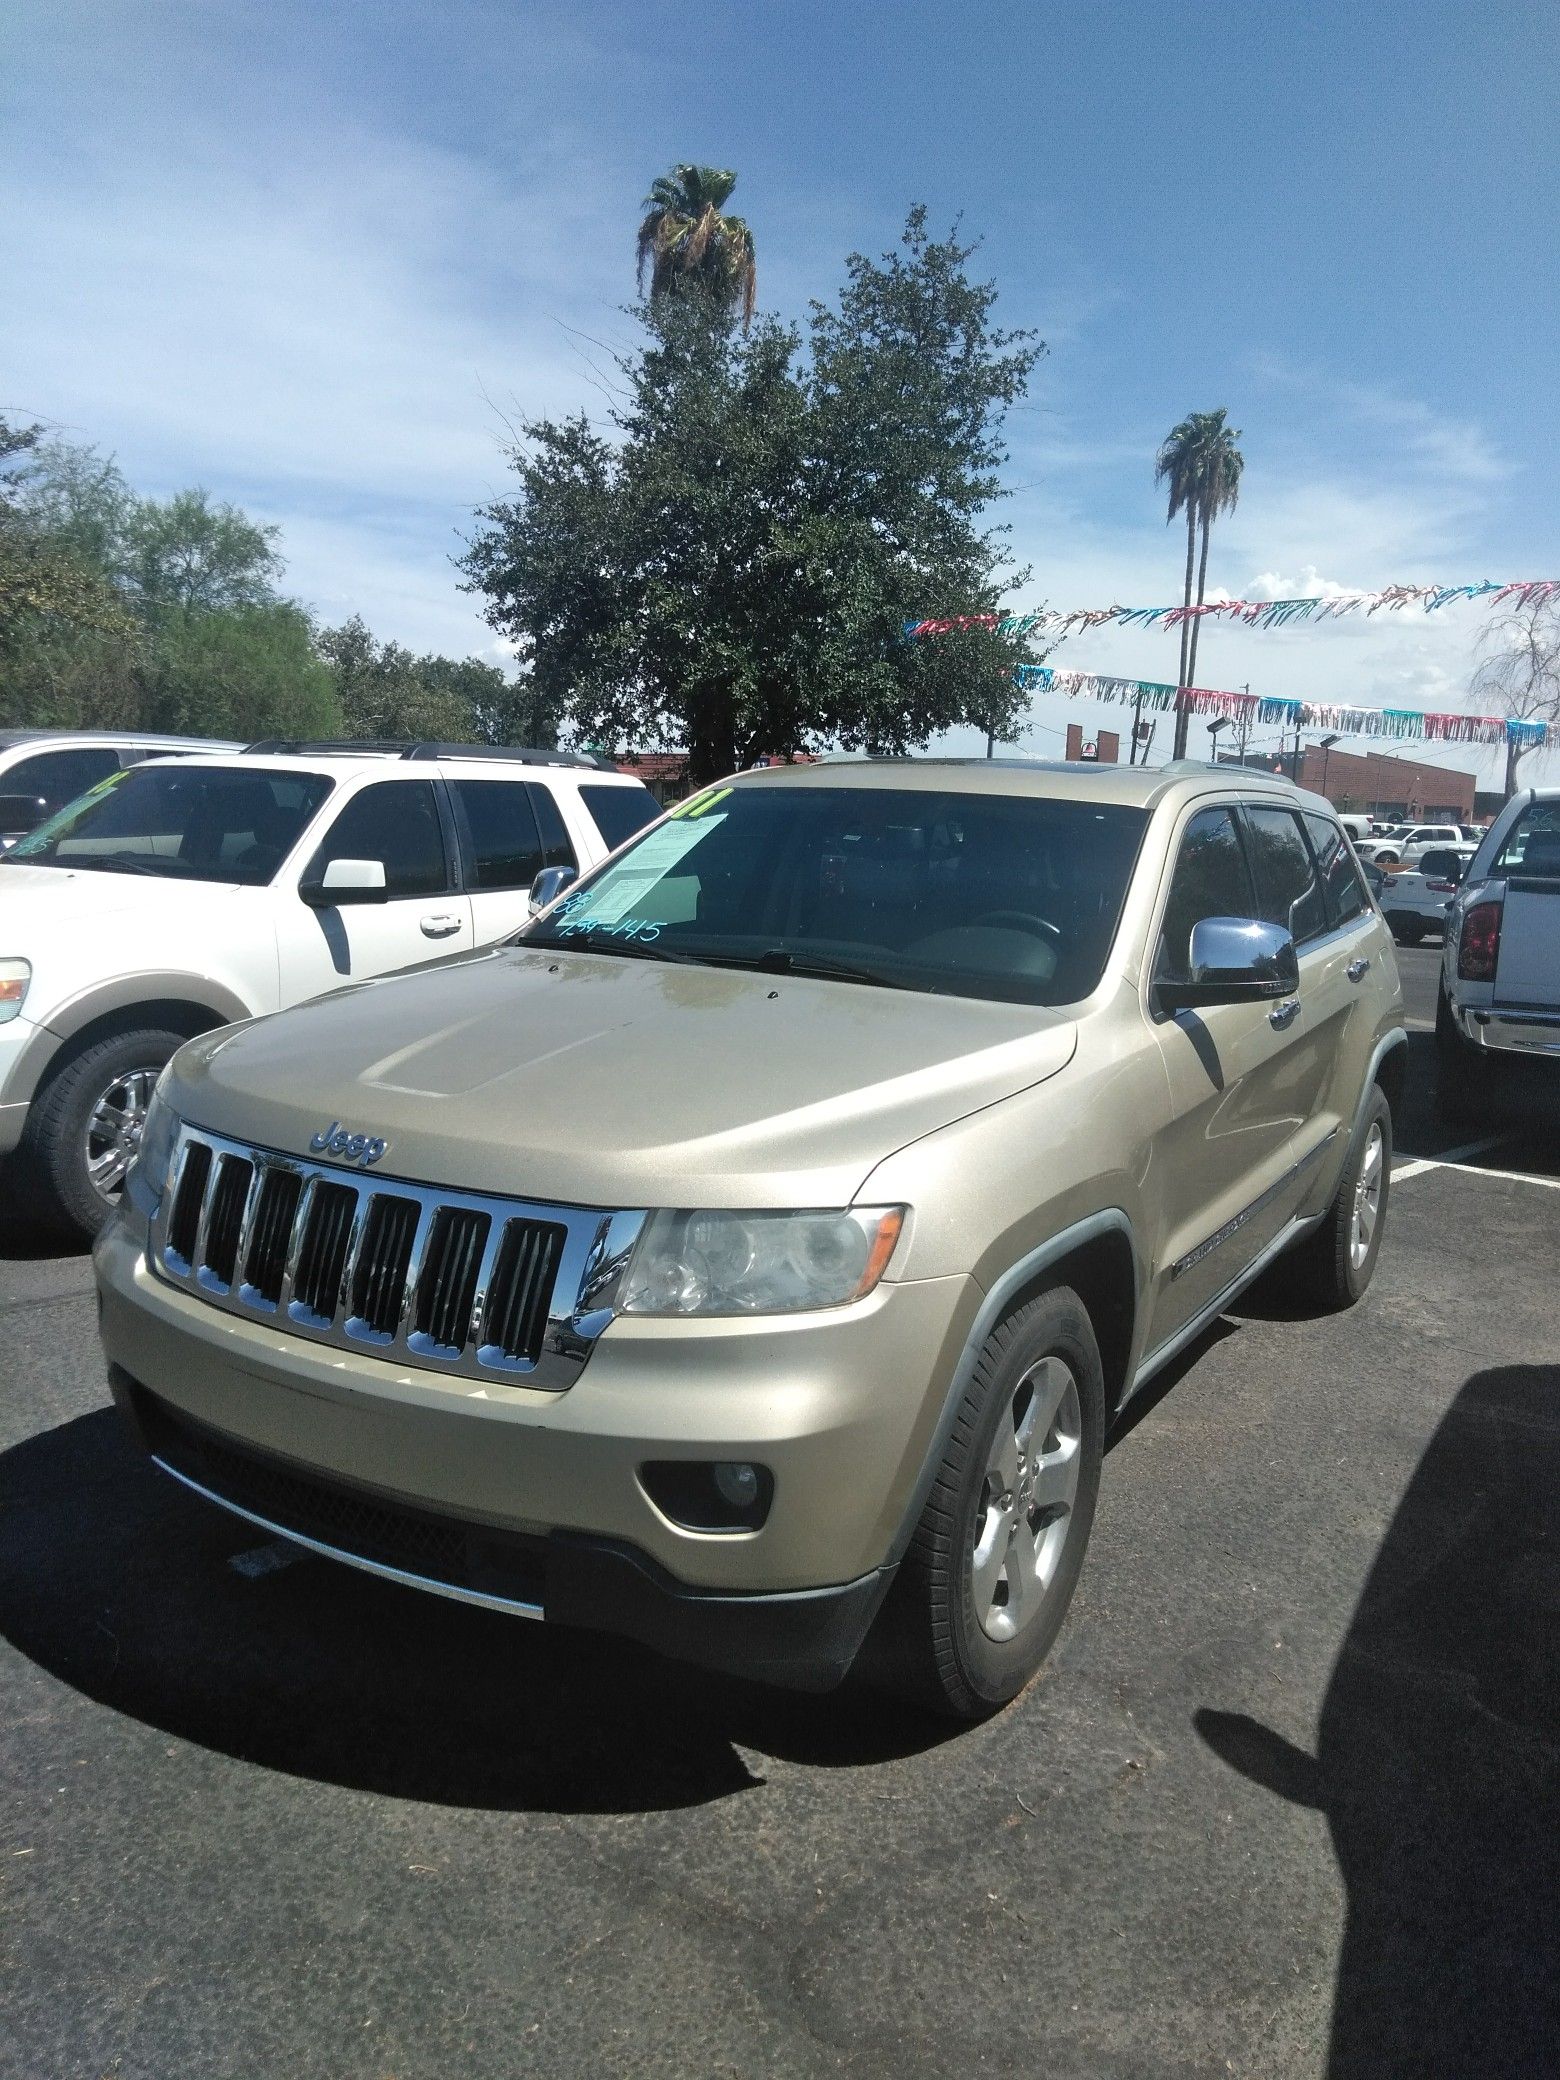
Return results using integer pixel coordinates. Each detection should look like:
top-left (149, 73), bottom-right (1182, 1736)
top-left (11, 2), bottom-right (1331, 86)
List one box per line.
top-left (580, 783), bottom-right (659, 851)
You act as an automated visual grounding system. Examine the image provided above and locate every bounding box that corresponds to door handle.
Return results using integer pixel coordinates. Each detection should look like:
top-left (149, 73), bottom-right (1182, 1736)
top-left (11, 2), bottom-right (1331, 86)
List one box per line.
top-left (1268, 998), bottom-right (1301, 1030)
top-left (419, 914), bottom-right (463, 938)
top-left (1346, 957), bottom-right (1371, 982)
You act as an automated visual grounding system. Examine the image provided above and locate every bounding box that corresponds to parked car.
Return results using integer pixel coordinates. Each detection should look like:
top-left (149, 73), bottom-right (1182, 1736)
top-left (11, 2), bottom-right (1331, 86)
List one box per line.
top-left (1337, 813), bottom-right (1373, 843)
top-left (1436, 788), bottom-right (1560, 1116)
top-left (1378, 843), bottom-right (1477, 945)
top-left (0, 742), bottom-right (657, 1235)
top-left (0, 729), bottom-right (241, 849)
top-left (95, 759), bottom-right (1405, 1719)
top-left (1356, 823), bottom-right (1465, 869)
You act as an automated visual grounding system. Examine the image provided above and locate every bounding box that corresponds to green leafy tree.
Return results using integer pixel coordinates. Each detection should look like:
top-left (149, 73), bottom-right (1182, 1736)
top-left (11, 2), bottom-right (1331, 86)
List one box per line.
top-left (123, 488), bottom-right (283, 618)
top-left (316, 617), bottom-right (552, 745)
top-left (464, 211), bottom-right (1044, 784)
top-left (139, 602), bottom-right (340, 740)
top-left (637, 165), bottom-right (758, 328)
top-left (1155, 407), bottom-right (1245, 755)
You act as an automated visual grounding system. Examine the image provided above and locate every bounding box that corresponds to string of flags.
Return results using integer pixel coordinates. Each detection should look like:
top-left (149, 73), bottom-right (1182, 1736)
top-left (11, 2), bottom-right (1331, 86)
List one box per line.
top-left (905, 578), bottom-right (1559, 641)
top-left (1010, 666), bottom-right (1557, 750)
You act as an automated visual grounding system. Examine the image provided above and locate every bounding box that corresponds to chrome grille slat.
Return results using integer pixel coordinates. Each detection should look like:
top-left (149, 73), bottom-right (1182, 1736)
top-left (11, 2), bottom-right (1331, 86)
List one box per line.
top-left (149, 1124), bottom-right (646, 1392)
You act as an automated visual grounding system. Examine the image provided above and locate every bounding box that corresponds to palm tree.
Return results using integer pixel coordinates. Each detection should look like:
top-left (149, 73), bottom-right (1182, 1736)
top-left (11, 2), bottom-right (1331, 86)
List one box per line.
top-left (1155, 409), bottom-right (1244, 756)
top-left (636, 165), bottom-right (757, 328)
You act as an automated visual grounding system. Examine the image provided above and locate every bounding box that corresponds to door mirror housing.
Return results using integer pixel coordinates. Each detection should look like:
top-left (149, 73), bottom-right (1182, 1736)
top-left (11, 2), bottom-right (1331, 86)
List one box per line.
top-left (1158, 918), bottom-right (1299, 1012)
top-left (301, 856), bottom-right (389, 907)
top-left (528, 864), bottom-right (577, 916)
top-left (0, 793), bottom-right (48, 838)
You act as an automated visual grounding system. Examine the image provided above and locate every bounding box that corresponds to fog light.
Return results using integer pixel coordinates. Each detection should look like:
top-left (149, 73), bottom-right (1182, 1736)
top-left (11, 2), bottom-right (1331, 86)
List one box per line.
top-left (639, 1460), bottom-right (774, 1532)
top-left (713, 1461), bottom-right (760, 1510)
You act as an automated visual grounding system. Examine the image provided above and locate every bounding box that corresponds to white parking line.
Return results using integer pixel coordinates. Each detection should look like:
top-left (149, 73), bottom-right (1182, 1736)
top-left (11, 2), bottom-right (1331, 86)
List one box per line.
top-left (1392, 1140), bottom-right (1560, 1193)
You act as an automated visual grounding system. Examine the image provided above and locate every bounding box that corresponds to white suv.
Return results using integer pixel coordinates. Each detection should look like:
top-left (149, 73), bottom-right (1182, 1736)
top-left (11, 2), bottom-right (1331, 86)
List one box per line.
top-left (0, 743), bottom-right (657, 1235)
top-left (0, 729), bottom-right (242, 847)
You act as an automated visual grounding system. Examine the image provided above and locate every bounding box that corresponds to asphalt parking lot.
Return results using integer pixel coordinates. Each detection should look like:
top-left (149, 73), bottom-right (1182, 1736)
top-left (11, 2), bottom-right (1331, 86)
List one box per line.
top-left (3, 944), bottom-right (1557, 2080)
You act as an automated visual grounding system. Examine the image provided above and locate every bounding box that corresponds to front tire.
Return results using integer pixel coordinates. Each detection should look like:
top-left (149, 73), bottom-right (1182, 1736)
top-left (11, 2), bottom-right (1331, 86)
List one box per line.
top-left (17, 1026), bottom-right (185, 1241)
top-left (874, 1286), bottom-right (1105, 1720)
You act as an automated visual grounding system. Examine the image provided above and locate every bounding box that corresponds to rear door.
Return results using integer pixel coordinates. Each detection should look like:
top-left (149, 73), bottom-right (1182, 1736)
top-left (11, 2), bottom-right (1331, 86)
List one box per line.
top-left (1251, 806), bottom-right (1381, 1178)
top-left (448, 776), bottom-right (576, 945)
top-left (1145, 803), bottom-right (1315, 1350)
top-left (275, 778), bottom-right (474, 1002)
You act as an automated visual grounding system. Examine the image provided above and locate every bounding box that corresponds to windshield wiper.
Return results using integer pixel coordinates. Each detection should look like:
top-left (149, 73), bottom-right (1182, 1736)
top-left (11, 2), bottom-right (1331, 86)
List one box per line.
top-left (83, 854), bottom-right (187, 877)
top-left (523, 931), bottom-right (704, 966)
top-left (719, 948), bottom-right (918, 991)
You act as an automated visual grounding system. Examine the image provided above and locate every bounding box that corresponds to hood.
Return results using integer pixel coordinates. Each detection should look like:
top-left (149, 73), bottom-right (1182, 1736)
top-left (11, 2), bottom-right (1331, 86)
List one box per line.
top-left (0, 861), bottom-right (164, 924)
top-left (171, 945), bottom-right (1078, 1208)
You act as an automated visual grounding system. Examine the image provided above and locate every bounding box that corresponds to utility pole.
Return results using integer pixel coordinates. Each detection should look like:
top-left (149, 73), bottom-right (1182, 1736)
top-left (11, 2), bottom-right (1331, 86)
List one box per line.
top-left (1129, 688), bottom-right (1145, 765)
top-left (1236, 685), bottom-right (1250, 767)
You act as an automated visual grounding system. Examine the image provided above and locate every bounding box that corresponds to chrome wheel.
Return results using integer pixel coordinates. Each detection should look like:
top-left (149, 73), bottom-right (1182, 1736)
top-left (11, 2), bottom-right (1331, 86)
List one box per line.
top-left (971, 1355), bottom-right (1082, 1643)
top-left (84, 1067), bottom-right (156, 1204)
top-left (1350, 1120), bottom-right (1385, 1270)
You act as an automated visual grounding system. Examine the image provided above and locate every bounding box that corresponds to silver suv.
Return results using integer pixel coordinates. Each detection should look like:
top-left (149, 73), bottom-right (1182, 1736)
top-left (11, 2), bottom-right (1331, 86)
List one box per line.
top-left (96, 760), bottom-right (1405, 1718)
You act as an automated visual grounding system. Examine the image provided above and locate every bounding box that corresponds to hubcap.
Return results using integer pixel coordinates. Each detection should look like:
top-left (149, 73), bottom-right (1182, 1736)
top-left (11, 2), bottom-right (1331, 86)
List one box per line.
top-left (971, 1355), bottom-right (1082, 1643)
top-left (85, 1067), bottom-right (157, 1204)
top-left (1350, 1121), bottom-right (1385, 1270)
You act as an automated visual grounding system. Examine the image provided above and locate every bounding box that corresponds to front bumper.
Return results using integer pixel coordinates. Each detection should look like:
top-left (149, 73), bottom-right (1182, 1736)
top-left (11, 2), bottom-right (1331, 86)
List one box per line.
top-left (95, 1213), bottom-right (980, 1687)
top-left (0, 1012), bottom-right (40, 1154)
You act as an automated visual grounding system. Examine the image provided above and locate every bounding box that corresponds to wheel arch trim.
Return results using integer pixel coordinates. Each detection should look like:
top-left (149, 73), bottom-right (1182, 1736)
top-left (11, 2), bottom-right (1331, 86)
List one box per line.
top-left (6, 975), bottom-right (254, 1110)
top-left (884, 1209), bottom-right (1143, 1566)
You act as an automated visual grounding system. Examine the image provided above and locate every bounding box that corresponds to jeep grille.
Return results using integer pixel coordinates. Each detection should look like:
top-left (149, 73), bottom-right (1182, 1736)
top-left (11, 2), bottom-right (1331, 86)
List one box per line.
top-left (150, 1124), bottom-right (644, 1390)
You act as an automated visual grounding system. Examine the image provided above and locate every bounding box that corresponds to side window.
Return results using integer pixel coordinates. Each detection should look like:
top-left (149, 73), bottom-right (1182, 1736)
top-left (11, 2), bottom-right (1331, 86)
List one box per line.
top-left (1302, 811), bottom-right (1368, 926)
top-left (1245, 807), bottom-right (1328, 943)
top-left (1155, 807), bottom-right (1257, 984)
top-left (310, 781), bottom-right (448, 899)
top-left (6, 745), bottom-right (121, 815)
top-left (452, 779), bottom-right (545, 891)
top-left (526, 784), bottom-right (577, 871)
top-left (579, 783), bottom-right (659, 851)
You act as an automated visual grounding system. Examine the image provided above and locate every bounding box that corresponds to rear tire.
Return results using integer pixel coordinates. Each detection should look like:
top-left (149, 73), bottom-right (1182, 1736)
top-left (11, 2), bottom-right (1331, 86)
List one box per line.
top-left (1434, 981), bottom-right (1491, 1126)
top-left (1389, 917), bottom-right (1424, 946)
top-left (1284, 1086), bottom-right (1391, 1312)
top-left (17, 1026), bottom-right (185, 1242)
top-left (871, 1286), bottom-right (1105, 1720)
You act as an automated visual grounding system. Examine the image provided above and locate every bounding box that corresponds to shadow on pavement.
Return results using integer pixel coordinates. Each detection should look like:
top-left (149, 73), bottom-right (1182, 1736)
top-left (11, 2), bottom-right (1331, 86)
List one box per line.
top-left (0, 1408), bottom-right (957, 1812)
top-left (1196, 1364), bottom-right (1560, 2077)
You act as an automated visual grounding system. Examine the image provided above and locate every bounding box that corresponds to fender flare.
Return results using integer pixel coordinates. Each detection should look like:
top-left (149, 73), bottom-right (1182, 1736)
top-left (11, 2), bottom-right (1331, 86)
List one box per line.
top-left (8, 974), bottom-right (254, 1109)
top-left (884, 1208), bottom-right (1143, 1566)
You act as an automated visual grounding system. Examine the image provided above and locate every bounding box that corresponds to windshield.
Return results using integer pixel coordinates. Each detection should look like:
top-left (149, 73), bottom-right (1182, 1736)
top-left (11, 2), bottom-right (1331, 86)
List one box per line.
top-left (4, 764), bottom-right (334, 885)
top-left (519, 782), bottom-right (1148, 1006)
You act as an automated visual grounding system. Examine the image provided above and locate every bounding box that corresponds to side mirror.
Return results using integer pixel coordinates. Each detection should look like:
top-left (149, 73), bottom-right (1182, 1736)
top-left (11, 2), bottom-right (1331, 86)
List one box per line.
top-left (1445, 860), bottom-right (1466, 888)
top-left (301, 856), bottom-right (389, 907)
top-left (528, 864), bottom-right (577, 917)
top-left (0, 793), bottom-right (48, 837)
top-left (1158, 918), bottom-right (1298, 1013)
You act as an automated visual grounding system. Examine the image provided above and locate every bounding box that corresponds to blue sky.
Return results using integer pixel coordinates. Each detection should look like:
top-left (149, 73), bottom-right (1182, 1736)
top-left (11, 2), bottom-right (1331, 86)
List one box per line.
top-left (6, 0), bottom-right (1557, 784)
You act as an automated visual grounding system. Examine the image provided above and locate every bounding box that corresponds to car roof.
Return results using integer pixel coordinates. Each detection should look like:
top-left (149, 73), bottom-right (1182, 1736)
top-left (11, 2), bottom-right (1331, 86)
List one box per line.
top-left (134, 750), bottom-right (646, 783)
top-left (0, 729), bottom-right (242, 750)
top-left (716, 755), bottom-right (1330, 816)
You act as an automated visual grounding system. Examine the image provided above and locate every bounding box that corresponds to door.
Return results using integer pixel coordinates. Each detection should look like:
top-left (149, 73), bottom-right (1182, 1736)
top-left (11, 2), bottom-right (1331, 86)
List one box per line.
top-left (448, 777), bottom-right (578, 946)
top-left (1252, 807), bottom-right (1380, 1175)
top-left (275, 778), bottom-right (474, 1003)
top-left (1145, 804), bottom-right (1314, 1351)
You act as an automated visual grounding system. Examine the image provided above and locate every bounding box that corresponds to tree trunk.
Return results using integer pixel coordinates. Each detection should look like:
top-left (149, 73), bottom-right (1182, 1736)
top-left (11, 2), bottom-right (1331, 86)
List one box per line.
top-left (1505, 733), bottom-right (1523, 801)
top-left (1172, 505), bottom-right (1197, 758)
top-left (1186, 510), bottom-right (1212, 692)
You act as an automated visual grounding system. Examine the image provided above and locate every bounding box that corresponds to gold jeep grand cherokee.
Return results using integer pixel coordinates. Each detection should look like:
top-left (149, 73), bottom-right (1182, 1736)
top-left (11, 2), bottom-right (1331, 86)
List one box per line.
top-left (96, 759), bottom-right (1404, 1719)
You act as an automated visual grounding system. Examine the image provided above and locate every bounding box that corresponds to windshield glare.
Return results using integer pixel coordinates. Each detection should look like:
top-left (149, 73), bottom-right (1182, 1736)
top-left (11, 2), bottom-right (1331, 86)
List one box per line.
top-left (5, 764), bottom-right (333, 886)
top-left (520, 783), bottom-right (1148, 1006)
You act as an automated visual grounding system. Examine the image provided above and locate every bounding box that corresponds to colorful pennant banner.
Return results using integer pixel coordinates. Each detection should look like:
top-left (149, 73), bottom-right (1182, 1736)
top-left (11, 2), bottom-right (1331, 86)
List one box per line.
top-left (1010, 665), bottom-right (1557, 750)
top-left (906, 577), bottom-right (1560, 641)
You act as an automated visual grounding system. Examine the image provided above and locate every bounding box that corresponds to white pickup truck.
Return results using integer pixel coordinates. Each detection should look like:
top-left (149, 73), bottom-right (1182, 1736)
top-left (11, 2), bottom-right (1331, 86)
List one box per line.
top-left (1436, 788), bottom-right (1560, 1116)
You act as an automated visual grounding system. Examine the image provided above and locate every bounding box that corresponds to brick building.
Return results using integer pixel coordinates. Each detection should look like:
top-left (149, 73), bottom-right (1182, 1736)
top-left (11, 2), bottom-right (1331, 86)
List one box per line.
top-left (1218, 746), bottom-right (1475, 820)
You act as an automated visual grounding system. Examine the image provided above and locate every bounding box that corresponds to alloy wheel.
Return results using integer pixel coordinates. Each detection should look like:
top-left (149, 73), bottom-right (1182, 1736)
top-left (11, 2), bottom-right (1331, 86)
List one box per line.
top-left (84, 1067), bottom-right (157, 1204)
top-left (971, 1354), bottom-right (1082, 1643)
top-left (1350, 1120), bottom-right (1385, 1270)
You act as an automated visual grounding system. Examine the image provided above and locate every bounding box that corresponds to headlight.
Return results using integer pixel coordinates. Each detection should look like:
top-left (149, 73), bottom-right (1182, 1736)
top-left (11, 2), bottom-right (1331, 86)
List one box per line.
top-left (128, 1075), bottom-right (182, 1212)
top-left (0, 959), bottom-right (30, 1025)
top-left (619, 1206), bottom-right (905, 1317)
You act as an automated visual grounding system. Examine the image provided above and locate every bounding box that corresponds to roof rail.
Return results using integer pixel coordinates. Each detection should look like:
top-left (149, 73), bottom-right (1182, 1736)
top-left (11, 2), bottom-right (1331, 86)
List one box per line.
top-left (242, 739), bottom-right (620, 771)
